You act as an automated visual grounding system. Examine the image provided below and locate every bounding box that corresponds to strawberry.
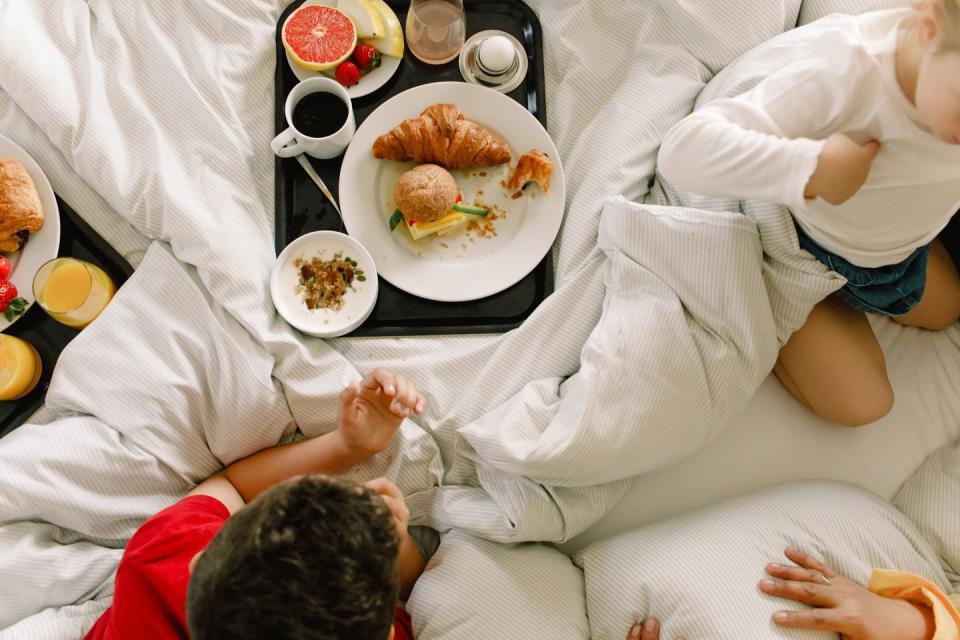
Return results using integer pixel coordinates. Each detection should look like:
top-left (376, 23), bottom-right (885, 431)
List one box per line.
top-left (0, 280), bottom-right (18, 309)
top-left (0, 256), bottom-right (10, 280)
top-left (352, 44), bottom-right (381, 71)
top-left (335, 61), bottom-right (361, 87)
top-left (0, 280), bottom-right (26, 321)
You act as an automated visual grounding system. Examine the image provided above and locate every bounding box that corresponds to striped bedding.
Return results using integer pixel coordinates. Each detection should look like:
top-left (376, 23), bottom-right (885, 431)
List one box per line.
top-left (0, 0), bottom-right (955, 638)
top-left (575, 481), bottom-right (952, 640)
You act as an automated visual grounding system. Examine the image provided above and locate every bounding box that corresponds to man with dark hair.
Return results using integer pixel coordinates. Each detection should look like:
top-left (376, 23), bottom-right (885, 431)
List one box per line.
top-left (84, 368), bottom-right (428, 640)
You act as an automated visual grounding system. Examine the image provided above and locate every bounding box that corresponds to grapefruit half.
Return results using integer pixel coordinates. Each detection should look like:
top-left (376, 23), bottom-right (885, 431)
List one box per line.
top-left (283, 4), bottom-right (358, 72)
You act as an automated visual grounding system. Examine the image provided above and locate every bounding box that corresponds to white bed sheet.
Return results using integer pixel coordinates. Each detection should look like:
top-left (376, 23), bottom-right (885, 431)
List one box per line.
top-left (563, 317), bottom-right (960, 554)
top-left (2, 0), bottom-right (959, 636)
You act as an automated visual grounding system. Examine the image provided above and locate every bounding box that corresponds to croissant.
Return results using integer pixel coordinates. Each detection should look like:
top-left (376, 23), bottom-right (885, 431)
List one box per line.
top-left (507, 150), bottom-right (553, 193)
top-left (372, 103), bottom-right (512, 169)
top-left (0, 157), bottom-right (44, 253)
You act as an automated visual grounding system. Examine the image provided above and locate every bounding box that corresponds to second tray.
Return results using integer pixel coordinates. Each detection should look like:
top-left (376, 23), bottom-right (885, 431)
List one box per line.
top-left (274, 0), bottom-right (551, 336)
top-left (0, 197), bottom-right (134, 439)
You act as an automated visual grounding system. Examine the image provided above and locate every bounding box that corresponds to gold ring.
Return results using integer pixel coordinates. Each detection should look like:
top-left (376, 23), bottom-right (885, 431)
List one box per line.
top-left (819, 574), bottom-right (831, 586)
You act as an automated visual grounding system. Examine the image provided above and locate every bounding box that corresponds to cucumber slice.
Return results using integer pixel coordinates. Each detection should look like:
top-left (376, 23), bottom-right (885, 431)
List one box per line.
top-left (389, 208), bottom-right (404, 231)
top-left (452, 203), bottom-right (488, 216)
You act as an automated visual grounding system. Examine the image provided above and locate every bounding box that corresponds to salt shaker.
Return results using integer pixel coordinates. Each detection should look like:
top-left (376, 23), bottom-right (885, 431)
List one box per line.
top-left (459, 30), bottom-right (528, 94)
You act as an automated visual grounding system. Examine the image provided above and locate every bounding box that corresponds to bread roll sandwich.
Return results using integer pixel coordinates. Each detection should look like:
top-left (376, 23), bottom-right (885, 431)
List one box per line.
top-left (393, 164), bottom-right (465, 240)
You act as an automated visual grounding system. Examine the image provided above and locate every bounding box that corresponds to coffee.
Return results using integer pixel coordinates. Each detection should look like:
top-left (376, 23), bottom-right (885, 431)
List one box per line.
top-left (271, 77), bottom-right (355, 160)
top-left (292, 92), bottom-right (349, 138)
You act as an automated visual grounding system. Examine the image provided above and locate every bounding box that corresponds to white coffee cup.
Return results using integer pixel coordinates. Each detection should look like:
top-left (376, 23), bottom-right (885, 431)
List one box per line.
top-left (271, 77), bottom-right (355, 160)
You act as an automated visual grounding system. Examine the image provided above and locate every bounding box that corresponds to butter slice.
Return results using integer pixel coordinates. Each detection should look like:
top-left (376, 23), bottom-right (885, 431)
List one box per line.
top-left (407, 211), bottom-right (465, 240)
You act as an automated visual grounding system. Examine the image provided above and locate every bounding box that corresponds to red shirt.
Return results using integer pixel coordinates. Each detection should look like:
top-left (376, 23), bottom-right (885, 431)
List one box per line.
top-left (85, 495), bottom-right (414, 640)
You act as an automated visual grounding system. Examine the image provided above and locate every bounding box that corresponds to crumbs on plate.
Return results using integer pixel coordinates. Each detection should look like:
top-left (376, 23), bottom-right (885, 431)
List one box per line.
top-left (465, 201), bottom-right (506, 239)
top-left (293, 252), bottom-right (365, 311)
top-left (467, 212), bottom-right (499, 238)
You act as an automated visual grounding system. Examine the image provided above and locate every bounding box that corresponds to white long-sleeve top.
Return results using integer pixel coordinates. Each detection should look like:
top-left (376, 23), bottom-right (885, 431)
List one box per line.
top-left (658, 9), bottom-right (960, 268)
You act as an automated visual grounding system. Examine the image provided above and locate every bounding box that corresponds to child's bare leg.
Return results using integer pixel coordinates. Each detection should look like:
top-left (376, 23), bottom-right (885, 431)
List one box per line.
top-left (895, 240), bottom-right (960, 331)
top-left (774, 295), bottom-right (892, 427)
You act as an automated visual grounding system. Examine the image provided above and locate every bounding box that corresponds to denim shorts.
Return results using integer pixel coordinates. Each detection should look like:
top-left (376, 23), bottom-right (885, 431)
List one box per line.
top-left (408, 525), bottom-right (441, 560)
top-left (795, 224), bottom-right (929, 317)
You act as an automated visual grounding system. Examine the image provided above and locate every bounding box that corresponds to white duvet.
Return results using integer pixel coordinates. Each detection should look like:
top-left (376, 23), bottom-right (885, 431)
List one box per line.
top-left (0, 0), bottom-right (954, 637)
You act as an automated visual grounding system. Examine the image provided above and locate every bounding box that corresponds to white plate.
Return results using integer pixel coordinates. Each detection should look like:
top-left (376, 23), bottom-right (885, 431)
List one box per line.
top-left (338, 82), bottom-right (566, 302)
top-left (284, 0), bottom-right (402, 100)
top-left (271, 231), bottom-right (378, 337)
top-left (0, 134), bottom-right (61, 332)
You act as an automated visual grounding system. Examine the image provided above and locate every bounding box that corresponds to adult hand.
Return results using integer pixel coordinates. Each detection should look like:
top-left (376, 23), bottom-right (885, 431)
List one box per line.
top-left (804, 133), bottom-right (880, 205)
top-left (759, 547), bottom-right (935, 640)
top-left (365, 477), bottom-right (410, 537)
top-left (338, 368), bottom-right (425, 458)
top-left (627, 617), bottom-right (684, 640)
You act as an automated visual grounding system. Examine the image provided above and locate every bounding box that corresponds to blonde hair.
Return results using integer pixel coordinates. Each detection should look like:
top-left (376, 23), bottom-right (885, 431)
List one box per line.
top-left (909, 0), bottom-right (960, 51)
top-left (936, 0), bottom-right (960, 51)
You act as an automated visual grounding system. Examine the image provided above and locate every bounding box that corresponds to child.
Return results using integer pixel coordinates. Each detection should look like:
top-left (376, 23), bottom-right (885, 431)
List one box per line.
top-left (84, 368), bottom-right (429, 640)
top-left (658, 1), bottom-right (960, 426)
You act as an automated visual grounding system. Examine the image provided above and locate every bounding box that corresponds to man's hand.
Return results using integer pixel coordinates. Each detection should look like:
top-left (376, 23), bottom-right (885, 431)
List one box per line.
top-left (627, 617), bottom-right (684, 640)
top-left (804, 133), bottom-right (880, 205)
top-left (338, 368), bottom-right (425, 458)
top-left (759, 548), bottom-right (935, 640)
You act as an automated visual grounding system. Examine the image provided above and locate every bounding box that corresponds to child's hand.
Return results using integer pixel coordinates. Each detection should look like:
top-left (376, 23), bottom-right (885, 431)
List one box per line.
top-left (365, 477), bottom-right (410, 537)
top-left (338, 368), bottom-right (425, 458)
top-left (367, 477), bottom-right (426, 599)
top-left (759, 548), bottom-right (934, 640)
top-left (804, 133), bottom-right (880, 205)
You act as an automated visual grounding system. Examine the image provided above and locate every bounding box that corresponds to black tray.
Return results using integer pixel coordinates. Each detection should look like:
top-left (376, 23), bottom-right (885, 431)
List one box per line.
top-left (0, 197), bottom-right (134, 439)
top-left (274, 0), bottom-right (550, 336)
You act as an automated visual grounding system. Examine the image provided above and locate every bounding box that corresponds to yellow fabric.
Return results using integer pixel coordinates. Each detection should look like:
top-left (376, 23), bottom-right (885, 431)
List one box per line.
top-left (869, 569), bottom-right (960, 640)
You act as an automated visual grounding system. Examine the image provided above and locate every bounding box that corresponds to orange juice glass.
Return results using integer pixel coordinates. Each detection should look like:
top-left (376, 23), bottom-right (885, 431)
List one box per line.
top-left (33, 258), bottom-right (116, 329)
top-left (0, 334), bottom-right (42, 400)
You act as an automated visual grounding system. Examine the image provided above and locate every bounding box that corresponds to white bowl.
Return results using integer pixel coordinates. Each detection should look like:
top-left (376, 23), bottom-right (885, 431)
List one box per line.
top-left (271, 231), bottom-right (378, 338)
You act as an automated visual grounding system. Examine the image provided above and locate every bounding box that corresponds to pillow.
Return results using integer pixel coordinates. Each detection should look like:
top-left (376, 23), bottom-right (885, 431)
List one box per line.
top-left (407, 530), bottom-right (589, 640)
top-left (574, 481), bottom-right (949, 640)
top-left (894, 443), bottom-right (960, 587)
top-left (798, 0), bottom-right (908, 25)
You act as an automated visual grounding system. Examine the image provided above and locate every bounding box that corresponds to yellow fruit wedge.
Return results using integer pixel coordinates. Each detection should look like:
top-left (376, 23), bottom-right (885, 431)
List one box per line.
top-left (337, 0), bottom-right (383, 39)
top-left (362, 0), bottom-right (404, 58)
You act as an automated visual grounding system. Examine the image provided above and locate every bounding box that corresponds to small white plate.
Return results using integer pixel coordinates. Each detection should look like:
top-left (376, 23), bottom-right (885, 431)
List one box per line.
top-left (284, 0), bottom-right (402, 100)
top-left (271, 231), bottom-right (378, 338)
top-left (0, 133), bottom-right (62, 332)
top-left (338, 82), bottom-right (565, 302)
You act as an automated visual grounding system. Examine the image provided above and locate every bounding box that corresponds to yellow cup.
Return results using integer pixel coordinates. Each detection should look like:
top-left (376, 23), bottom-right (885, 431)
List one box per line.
top-left (33, 258), bottom-right (116, 329)
top-left (0, 334), bottom-right (42, 400)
